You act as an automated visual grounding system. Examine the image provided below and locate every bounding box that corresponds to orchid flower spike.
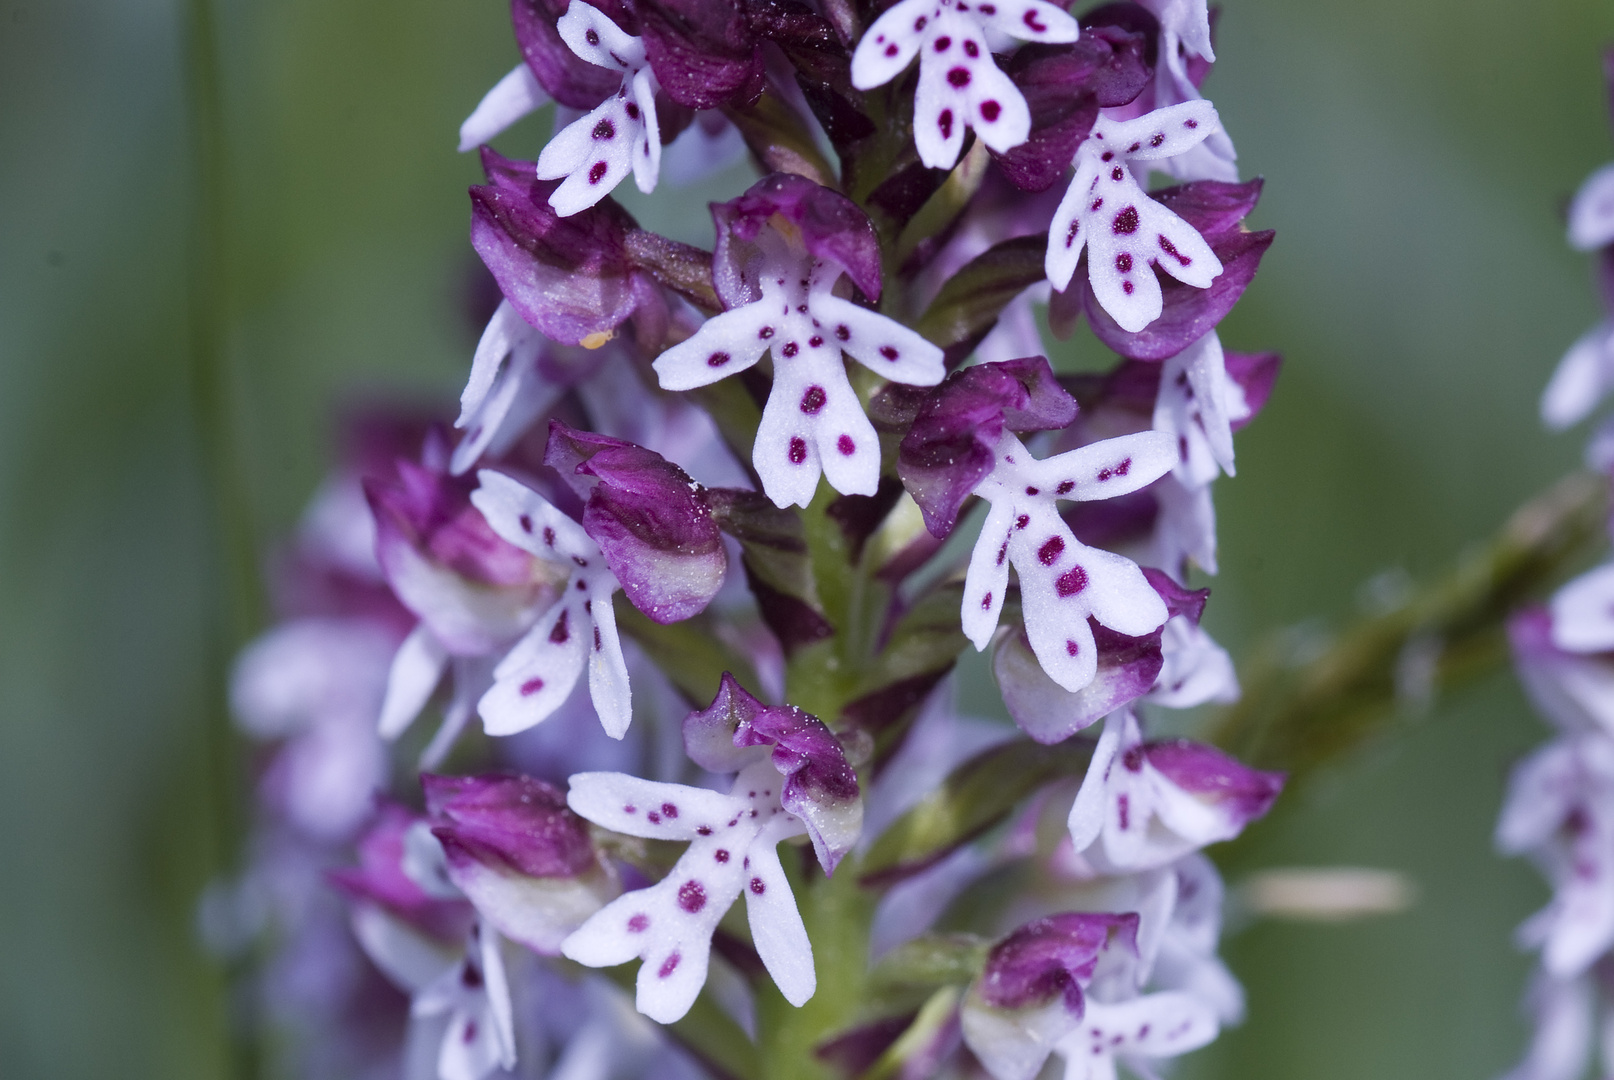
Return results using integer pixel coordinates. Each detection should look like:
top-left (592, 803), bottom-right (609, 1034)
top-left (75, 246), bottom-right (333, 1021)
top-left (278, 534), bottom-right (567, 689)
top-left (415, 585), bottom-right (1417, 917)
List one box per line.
top-left (653, 174), bottom-right (944, 507)
top-left (1049, 991), bottom-right (1220, 1080)
top-left (470, 469), bottom-right (634, 738)
top-left (1047, 102), bottom-right (1226, 333)
top-left (898, 358), bottom-right (1178, 693)
top-left (1067, 710), bottom-right (1284, 872)
top-left (850, 0), bottom-right (1079, 169)
top-left (536, 1), bottom-right (664, 215)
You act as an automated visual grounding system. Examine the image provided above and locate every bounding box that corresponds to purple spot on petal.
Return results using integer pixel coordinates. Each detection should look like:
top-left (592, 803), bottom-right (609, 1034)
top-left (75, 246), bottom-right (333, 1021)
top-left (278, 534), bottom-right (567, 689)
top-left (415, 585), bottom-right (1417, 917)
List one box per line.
top-left (880, 345), bottom-right (899, 360)
top-left (750, 877), bottom-right (766, 895)
top-left (963, 39), bottom-right (979, 57)
top-left (1025, 485), bottom-right (1039, 496)
top-left (647, 810), bottom-right (661, 824)
top-left (1022, 8), bottom-right (1047, 32)
top-left (782, 341), bottom-right (799, 358)
top-left (1056, 480), bottom-right (1074, 495)
top-left (1101, 151), bottom-right (1114, 162)
top-left (625, 101), bottom-right (640, 119)
top-left (809, 335), bottom-right (823, 348)
top-left (543, 526), bottom-right (556, 547)
top-left (1185, 118), bottom-right (1199, 128)
top-left (593, 626), bottom-right (602, 650)
top-left (1091, 198), bottom-right (1104, 211)
top-left (1111, 166), bottom-right (1123, 181)
top-left (934, 35), bottom-right (951, 51)
top-left (708, 351), bottom-right (731, 367)
top-left (1122, 746), bottom-right (1145, 771)
top-left (800, 385), bottom-right (826, 414)
top-left (1150, 132), bottom-right (1164, 148)
top-left (760, 325), bottom-right (775, 339)
top-left (592, 119), bottom-right (615, 140)
top-left (1015, 514), bottom-right (1029, 530)
top-left (585, 28), bottom-right (600, 44)
top-left (885, 43), bottom-right (899, 56)
top-left (1122, 281), bottom-right (1134, 294)
top-left (587, 161), bottom-right (609, 185)
top-left (1158, 234), bottom-right (1191, 266)
top-left (518, 514), bottom-right (533, 533)
top-left (1112, 206), bottom-right (1140, 235)
top-left (520, 677), bottom-right (545, 696)
top-left (677, 880), bottom-right (707, 913)
top-left (788, 437), bottom-right (808, 464)
top-left (980, 100), bottom-right (1001, 122)
top-left (938, 109), bottom-right (953, 139)
top-left (837, 434), bottom-right (856, 456)
top-left (1066, 639), bottom-right (1079, 656)
top-left (661, 803), bottom-right (678, 818)
top-left (1038, 536), bottom-right (1064, 565)
top-left (914, 14), bottom-right (927, 29)
top-left (1056, 566), bottom-right (1088, 597)
top-left (715, 849), bottom-right (730, 862)
top-left (659, 953), bottom-right (681, 977)
top-left (947, 66), bottom-right (971, 87)
top-left (835, 324), bottom-right (850, 341)
top-left (1116, 252), bottom-right (1132, 273)
top-left (628, 913), bottom-right (649, 932)
top-left (696, 825), bottom-right (712, 835)
top-left (550, 610), bottom-right (570, 644)
top-left (1117, 793), bottom-right (1130, 829)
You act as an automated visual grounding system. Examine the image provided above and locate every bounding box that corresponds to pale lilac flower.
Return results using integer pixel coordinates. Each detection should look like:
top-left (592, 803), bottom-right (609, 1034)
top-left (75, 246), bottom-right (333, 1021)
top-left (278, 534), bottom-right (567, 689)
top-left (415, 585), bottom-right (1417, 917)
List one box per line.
top-left (652, 174), bottom-right (944, 507)
top-left (1067, 710), bottom-right (1283, 873)
top-left (458, 63), bottom-right (553, 152)
top-left (470, 469), bottom-right (634, 738)
top-left (849, 0), bottom-right (1079, 169)
top-left (232, 617), bottom-right (398, 841)
top-left (1153, 330), bottom-right (1244, 486)
top-left (1500, 971), bottom-right (1598, 1080)
top-left (1046, 102), bottom-right (1225, 333)
top-left (960, 912), bottom-right (1140, 1080)
top-left (1047, 990), bottom-right (1219, 1080)
top-left (536, 2), bottom-right (665, 216)
top-left (1550, 563), bottom-right (1614, 655)
top-left (1497, 734), bottom-right (1614, 978)
top-left (453, 302), bottom-right (608, 476)
top-left (562, 677), bottom-right (861, 1022)
top-left (561, 760), bottom-right (818, 1022)
top-left (899, 359), bottom-right (1177, 693)
top-left (423, 773), bottom-right (617, 955)
top-left (406, 925), bottom-right (518, 1080)
top-left (1111, 0), bottom-right (1237, 183)
top-left (1542, 319), bottom-right (1614, 431)
top-left (1511, 607), bottom-right (1614, 737)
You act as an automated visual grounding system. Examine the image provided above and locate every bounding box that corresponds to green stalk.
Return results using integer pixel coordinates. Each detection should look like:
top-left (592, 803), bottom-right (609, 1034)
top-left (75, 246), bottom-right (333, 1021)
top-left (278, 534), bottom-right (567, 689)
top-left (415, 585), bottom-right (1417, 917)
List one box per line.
top-left (182, 0), bottom-right (261, 1075)
top-left (1206, 469), bottom-right (1609, 785)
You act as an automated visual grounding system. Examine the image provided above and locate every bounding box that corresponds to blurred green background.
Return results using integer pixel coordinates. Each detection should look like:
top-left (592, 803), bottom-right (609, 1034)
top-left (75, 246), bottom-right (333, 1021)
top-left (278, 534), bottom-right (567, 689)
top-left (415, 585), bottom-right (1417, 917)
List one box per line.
top-left (4, 0), bottom-right (1614, 1076)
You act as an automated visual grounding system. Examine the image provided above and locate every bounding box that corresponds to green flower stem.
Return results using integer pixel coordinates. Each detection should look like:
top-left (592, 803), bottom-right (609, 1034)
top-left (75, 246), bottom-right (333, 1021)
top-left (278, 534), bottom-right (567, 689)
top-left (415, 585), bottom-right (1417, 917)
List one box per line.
top-left (182, 0), bottom-right (262, 1076)
top-left (1206, 469), bottom-right (1609, 784)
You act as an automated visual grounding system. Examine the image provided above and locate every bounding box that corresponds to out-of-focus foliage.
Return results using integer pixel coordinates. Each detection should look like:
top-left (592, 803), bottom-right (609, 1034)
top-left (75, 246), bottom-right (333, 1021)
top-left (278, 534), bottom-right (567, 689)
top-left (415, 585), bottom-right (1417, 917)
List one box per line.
top-left (4, 0), bottom-right (1614, 1077)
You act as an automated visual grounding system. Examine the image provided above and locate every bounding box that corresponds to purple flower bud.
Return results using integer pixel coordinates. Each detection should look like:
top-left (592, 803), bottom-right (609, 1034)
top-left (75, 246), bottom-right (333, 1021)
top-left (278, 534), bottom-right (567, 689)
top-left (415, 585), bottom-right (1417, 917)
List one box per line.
top-left (1065, 180), bottom-right (1274, 361)
top-left (683, 673), bottom-right (862, 872)
top-left (424, 772), bottom-right (616, 954)
top-left (712, 173), bottom-right (884, 307)
top-left (512, 0), bottom-right (638, 109)
top-left (329, 803), bottom-right (475, 943)
top-left (637, 0), bottom-right (762, 109)
top-left (993, 27), bottom-right (1152, 192)
top-left (978, 912), bottom-right (1140, 1012)
top-left (994, 621), bottom-right (1163, 744)
top-left (993, 572), bottom-right (1202, 742)
top-left (962, 912), bottom-right (1141, 1080)
top-left (470, 147), bottom-right (665, 347)
top-left (897, 357), bottom-right (1079, 538)
top-left (545, 420), bottom-right (727, 623)
top-left (1142, 740), bottom-right (1285, 823)
top-left (366, 452), bottom-right (561, 655)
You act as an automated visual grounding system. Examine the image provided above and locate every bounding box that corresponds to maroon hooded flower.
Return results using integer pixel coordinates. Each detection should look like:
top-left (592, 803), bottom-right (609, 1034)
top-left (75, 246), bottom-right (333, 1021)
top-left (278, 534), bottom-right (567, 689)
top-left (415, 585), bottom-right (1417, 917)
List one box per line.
top-left (470, 147), bottom-right (667, 347)
top-left (423, 772), bottom-right (617, 954)
top-left (544, 420), bottom-right (728, 623)
top-left (896, 356), bottom-right (1079, 539)
top-left (683, 673), bottom-right (862, 872)
top-left (961, 913), bottom-right (1141, 1080)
